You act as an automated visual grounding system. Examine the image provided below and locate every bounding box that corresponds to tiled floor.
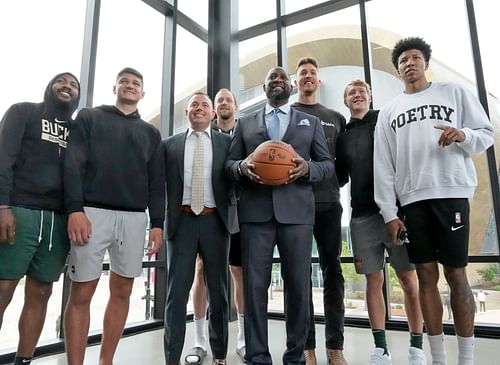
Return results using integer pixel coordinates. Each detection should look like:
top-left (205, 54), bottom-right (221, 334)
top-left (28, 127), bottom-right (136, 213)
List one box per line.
top-left (31, 320), bottom-right (499, 364)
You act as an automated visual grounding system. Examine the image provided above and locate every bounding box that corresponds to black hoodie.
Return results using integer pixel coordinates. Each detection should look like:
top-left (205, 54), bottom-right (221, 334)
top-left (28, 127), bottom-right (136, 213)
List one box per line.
top-left (63, 105), bottom-right (165, 229)
top-left (0, 72), bottom-right (80, 211)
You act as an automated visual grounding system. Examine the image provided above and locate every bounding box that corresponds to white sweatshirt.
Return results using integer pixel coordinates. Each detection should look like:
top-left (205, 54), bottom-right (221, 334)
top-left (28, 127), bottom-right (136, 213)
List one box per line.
top-left (374, 82), bottom-right (494, 223)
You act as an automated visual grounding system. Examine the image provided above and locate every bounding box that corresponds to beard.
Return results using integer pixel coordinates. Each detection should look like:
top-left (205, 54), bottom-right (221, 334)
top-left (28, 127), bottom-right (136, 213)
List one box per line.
top-left (52, 92), bottom-right (78, 111)
top-left (217, 110), bottom-right (234, 121)
top-left (266, 87), bottom-right (290, 102)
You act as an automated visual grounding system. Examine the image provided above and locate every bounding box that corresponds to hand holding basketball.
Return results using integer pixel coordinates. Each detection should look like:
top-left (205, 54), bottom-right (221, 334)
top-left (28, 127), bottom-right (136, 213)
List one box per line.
top-left (288, 155), bottom-right (309, 182)
top-left (251, 140), bottom-right (298, 186)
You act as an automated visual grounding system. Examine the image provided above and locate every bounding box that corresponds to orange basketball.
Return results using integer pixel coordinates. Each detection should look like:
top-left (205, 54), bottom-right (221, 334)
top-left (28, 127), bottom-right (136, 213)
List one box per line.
top-left (252, 140), bottom-right (297, 186)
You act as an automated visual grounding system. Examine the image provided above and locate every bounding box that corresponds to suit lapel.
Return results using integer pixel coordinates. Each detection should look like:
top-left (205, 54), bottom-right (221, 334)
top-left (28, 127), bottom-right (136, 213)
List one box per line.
top-left (251, 109), bottom-right (268, 139)
top-left (282, 108), bottom-right (297, 142)
top-left (211, 132), bottom-right (221, 185)
top-left (176, 132), bottom-right (187, 182)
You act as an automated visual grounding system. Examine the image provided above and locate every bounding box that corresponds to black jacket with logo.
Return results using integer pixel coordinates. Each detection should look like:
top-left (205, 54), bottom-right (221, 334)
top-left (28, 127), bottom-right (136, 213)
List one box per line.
top-left (0, 73), bottom-right (79, 211)
top-left (291, 102), bottom-right (346, 205)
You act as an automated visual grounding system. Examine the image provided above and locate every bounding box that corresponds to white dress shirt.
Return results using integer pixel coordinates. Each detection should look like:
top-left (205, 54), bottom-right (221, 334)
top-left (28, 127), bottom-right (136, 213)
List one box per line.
top-left (182, 126), bottom-right (216, 208)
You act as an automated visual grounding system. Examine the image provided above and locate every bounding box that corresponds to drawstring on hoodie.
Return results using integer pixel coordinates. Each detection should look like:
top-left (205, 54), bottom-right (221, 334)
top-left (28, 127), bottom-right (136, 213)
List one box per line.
top-left (37, 210), bottom-right (55, 251)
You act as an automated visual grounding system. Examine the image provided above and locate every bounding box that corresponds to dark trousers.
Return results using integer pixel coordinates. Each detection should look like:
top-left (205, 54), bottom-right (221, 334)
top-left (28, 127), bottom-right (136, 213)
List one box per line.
top-left (241, 220), bottom-right (312, 365)
top-left (163, 213), bottom-right (230, 363)
top-left (305, 202), bottom-right (345, 350)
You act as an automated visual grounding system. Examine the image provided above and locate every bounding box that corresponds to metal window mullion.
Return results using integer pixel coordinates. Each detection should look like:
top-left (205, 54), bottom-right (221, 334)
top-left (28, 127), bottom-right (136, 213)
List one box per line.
top-left (465, 0), bottom-right (500, 253)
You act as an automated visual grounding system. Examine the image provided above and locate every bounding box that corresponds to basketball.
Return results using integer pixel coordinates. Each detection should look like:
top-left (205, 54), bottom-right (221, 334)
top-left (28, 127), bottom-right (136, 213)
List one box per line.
top-left (252, 140), bottom-right (297, 186)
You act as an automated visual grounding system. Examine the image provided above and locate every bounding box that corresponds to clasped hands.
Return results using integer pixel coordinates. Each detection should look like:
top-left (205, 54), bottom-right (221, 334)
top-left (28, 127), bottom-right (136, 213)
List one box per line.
top-left (239, 153), bottom-right (309, 184)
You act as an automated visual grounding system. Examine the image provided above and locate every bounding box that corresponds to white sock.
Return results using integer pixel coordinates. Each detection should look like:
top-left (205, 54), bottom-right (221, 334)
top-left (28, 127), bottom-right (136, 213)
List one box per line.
top-left (237, 312), bottom-right (245, 350)
top-left (194, 316), bottom-right (207, 350)
top-left (427, 333), bottom-right (447, 365)
top-left (457, 335), bottom-right (474, 365)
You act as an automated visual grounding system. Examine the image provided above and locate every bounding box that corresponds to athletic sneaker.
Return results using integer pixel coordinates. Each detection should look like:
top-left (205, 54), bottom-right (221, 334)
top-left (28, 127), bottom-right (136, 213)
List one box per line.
top-left (369, 348), bottom-right (392, 365)
top-left (408, 347), bottom-right (427, 365)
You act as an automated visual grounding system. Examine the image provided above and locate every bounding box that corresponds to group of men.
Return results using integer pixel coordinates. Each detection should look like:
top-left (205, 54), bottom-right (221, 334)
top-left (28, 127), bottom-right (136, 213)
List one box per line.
top-left (0, 36), bottom-right (493, 365)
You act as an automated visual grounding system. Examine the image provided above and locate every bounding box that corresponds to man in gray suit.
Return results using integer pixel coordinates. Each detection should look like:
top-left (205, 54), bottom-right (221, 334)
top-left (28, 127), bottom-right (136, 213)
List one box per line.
top-left (226, 67), bottom-right (334, 365)
top-left (163, 92), bottom-right (238, 365)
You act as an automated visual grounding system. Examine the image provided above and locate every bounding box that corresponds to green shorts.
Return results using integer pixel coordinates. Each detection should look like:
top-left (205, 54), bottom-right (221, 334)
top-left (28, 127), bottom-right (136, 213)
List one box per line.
top-left (0, 206), bottom-right (70, 282)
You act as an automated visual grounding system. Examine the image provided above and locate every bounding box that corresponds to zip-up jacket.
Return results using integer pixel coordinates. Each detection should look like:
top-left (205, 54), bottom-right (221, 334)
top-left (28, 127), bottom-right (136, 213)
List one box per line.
top-left (336, 110), bottom-right (380, 218)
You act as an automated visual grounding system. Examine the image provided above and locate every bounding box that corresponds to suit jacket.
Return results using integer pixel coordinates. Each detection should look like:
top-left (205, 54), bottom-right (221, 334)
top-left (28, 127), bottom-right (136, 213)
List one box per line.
top-left (226, 107), bottom-right (334, 225)
top-left (163, 130), bottom-right (238, 240)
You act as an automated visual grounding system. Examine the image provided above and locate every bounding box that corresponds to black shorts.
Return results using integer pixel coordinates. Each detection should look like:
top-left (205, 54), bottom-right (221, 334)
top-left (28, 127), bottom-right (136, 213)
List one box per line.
top-left (400, 198), bottom-right (470, 267)
top-left (228, 232), bottom-right (242, 267)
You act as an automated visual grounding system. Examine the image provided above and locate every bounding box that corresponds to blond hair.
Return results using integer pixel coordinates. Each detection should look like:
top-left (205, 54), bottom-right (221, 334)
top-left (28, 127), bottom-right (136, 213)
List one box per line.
top-left (343, 79), bottom-right (372, 99)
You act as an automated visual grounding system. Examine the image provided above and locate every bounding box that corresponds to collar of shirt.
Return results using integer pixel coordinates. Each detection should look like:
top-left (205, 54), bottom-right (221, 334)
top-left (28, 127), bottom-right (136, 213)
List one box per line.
top-left (265, 103), bottom-right (291, 116)
top-left (187, 126), bottom-right (212, 139)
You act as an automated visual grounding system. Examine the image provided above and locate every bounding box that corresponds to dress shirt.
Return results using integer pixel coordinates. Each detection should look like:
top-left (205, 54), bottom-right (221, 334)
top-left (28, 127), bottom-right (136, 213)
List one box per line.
top-left (265, 103), bottom-right (291, 141)
top-left (182, 127), bottom-right (216, 208)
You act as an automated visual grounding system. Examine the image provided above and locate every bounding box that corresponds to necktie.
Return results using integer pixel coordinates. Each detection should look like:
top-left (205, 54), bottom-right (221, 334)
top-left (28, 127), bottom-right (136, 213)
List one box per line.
top-left (191, 132), bottom-right (204, 215)
top-left (268, 108), bottom-right (280, 141)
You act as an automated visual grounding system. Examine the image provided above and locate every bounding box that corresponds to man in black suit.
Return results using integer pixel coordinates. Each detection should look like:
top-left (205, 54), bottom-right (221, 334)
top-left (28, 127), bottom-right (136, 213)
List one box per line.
top-left (226, 67), bottom-right (334, 365)
top-left (163, 92), bottom-right (238, 365)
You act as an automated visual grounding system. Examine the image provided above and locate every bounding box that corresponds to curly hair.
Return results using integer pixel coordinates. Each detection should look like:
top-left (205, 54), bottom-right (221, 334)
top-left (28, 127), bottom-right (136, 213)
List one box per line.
top-left (391, 37), bottom-right (432, 69)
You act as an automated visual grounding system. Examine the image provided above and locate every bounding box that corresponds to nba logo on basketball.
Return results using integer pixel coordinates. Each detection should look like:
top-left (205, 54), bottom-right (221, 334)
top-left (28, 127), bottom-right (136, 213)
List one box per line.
top-left (455, 212), bottom-right (462, 224)
top-left (268, 148), bottom-right (276, 161)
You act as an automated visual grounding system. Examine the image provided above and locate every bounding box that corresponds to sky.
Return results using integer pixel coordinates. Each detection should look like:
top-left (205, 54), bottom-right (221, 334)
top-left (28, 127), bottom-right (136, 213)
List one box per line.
top-left (0, 0), bottom-right (498, 120)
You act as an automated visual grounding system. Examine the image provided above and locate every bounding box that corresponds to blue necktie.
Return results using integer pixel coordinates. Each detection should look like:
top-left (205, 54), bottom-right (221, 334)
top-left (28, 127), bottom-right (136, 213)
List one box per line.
top-left (268, 108), bottom-right (280, 140)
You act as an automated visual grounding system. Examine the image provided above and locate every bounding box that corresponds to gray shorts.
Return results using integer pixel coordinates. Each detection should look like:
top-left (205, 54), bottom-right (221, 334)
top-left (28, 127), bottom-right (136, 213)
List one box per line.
top-left (350, 213), bottom-right (414, 274)
top-left (68, 207), bottom-right (148, 282)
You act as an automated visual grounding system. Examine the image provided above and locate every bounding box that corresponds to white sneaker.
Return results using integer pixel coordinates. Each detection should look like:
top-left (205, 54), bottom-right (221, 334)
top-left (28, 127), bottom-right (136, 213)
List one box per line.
top-left (408, 347), bottom-right (427, 365)
top-left (369, 348), bottom-right (392, 365)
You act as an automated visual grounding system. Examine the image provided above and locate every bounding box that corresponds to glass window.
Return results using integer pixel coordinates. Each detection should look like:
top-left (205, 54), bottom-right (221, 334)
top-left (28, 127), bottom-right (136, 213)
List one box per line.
top-left (344, 263), bottom-right (368, 318)
top-left (0, 0), bottom-right (85, 351)
top-left (0, 278), bottom-right (65, 351)
top-left (269, 262), bottom-right (285, 314)
top-left (239, 0), bottom-right (276, 30)
top-left (239, 31), bottom-right (277, 109)
top-left (468, 262), bottom-right (500, 327)
top-left (284, 0), bottom-right (330, 14)
top-left (475, 1), bottom-right (500, 255)
top-left (87, 267), bottom-right (156, 333)
top-left (286, 6), bottom-right (362, 118)
top-left (308, 262), bottom-right (367, 319)
top-left (93, 0), bottom-right (165, 122)
top-left (367, 0), bottom-right (475, 91)
top-left (172, 26), bottom-right (208, 135)
top-left (366, 0), bottom-right (475, 104)
top-left (469, 2), bottom-right (500, 100)
top-left (178, 0), bottom-right (208, 29)
top-left (0, 0), bottom-right (86, 118)
top-left (386, 265), bottom-right (409, 320)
